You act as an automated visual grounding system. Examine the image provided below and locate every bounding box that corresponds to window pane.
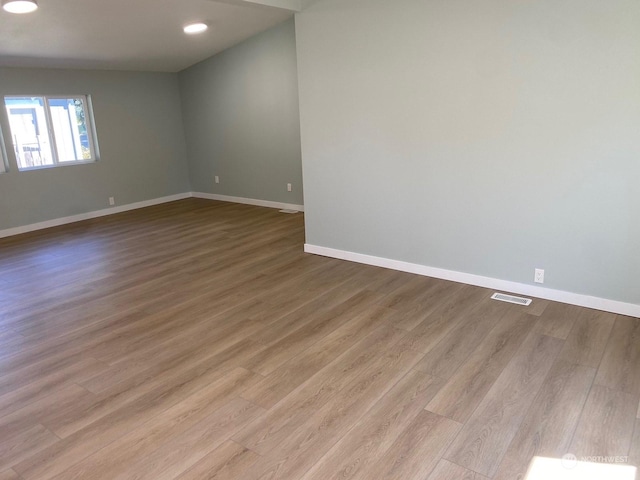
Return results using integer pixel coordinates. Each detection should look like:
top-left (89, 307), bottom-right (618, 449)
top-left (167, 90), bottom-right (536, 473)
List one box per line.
top-left (4, 97), bottom-right (54, 170)
top-left (48, 97), bottom-right (93, 162)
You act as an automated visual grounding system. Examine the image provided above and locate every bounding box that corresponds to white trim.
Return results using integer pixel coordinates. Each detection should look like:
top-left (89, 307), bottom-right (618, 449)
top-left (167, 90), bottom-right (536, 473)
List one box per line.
top-left (0, 193), bottom-right (191, 239)
top-left (304, 244), bottom-right (640, 318)
top-left (192, 192), bottom-right (304, 212)
top-left (0, 192), bottom-right (304, 239)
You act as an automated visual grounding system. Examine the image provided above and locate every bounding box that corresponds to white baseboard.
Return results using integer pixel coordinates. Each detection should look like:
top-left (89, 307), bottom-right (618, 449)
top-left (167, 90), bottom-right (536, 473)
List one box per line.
top-left (305, 244), bottom-right (640, 318)
top-left (0, 193), bottom-right (191, 239)
top-left (192, 192), bottom-right (304, 212)
top-left (0, 192), bottom-right (303, 239)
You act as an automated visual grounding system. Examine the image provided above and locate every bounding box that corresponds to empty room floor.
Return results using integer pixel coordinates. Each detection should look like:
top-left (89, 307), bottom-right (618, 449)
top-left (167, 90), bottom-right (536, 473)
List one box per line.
top-left (0, 198), bottom-right (638, 480)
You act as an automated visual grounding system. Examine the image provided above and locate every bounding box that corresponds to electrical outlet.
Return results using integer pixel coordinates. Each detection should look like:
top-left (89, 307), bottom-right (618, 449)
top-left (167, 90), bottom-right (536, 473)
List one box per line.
top-left (534, 268), bottom-right (544, 284)
top-left (214, 175), bottom-right (220, 184)
top-left (287, 183), bottom-right (292, 192)
top-left (109, 197), bottom-right (115, 206)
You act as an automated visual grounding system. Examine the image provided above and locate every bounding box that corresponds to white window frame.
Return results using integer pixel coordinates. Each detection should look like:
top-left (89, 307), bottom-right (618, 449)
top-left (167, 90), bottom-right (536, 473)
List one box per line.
top-left (0, 126), bottom-right (7, 173)
top-left (3, 94), bottom-right (99, 171)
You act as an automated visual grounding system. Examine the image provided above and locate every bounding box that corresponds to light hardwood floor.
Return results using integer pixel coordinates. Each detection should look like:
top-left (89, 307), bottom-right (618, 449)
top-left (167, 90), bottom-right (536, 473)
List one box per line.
top-left (0, 198), bottom-right (638, 479)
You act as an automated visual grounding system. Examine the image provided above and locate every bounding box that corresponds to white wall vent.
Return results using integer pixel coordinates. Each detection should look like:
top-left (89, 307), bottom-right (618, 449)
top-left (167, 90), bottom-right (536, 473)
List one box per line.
top-left (491, 292), bottom-right (532, 306)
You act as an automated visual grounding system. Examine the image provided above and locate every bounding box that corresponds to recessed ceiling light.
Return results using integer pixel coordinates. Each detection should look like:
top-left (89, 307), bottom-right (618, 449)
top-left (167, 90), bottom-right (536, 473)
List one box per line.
top-left (183, 23), bottom-right (208, 35)
top-left (2, 0), bottom-right (38, 14)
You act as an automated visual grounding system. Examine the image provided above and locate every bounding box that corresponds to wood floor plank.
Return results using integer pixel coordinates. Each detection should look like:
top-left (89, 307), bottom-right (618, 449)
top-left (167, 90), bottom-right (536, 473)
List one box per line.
top-left (248, 341), bottom-right (423, 463)
top-left (362, 410), bottom-right (461, 480)
top-left (0, 307), bottom-right (156, 373)
top-left (0, 424), bottom-right (58, 471)
top-left (396, 285), bottom-right (490, 354)
top-left (376, 275), bottom-right (440, 310)
top-left (569, 384), bottom-right (637, 458)
top-left (235, 342), bottom-right (423, 479)
top-left (425, 311), bottom-right (534, 423)
top-left (558, 309), bottom-right (616, 368)
top-left (0, 357), bottom-right (108, 419)
top-left (361, 268), bottom-right (415, 296)
top-left (492, 361), bottom-right (596, 480)
top-left (232, 324), bottom-right (410, 456)
top-left (176, 441), bottom-right (261, 480)
top-left (0, 307), bottom-right (179, 381)
top-left (281, 260), bottom-right (361, 300)
top-left (14, 366), bottom-right (258, 480)
top-left (115, 398), bottom-right (264, 480)
top-left (245, 274), bottom-right (367, 347)
top-left (49, 337), bottom-right (264, 440)
top-left (0, 351), bottom-right (108, 398)
top-left (414, 298), bottom-right (509, 379)
top-left (0, 334), bottom-right (27, 357)
top-left (377, 276), bottom-right (464, 328)
top-left (0, 469), bottom-right (20, 480)
top-left (532, 302), bottom-right (583, 339)
top-left (87, 299), bottom-right (260, 365)
top-left (50, 369), bottom-right (260, 480)
top-left (594, 315), bottom-right (640, 395)
top-left (425, 459), bottom-right (489, 480)
top-left (80, 311), bottom-right (266, 395)
top-left (0, 384), bottom-right (93, 440)
top-left (444, 333), bottom-right (563, 477)
top-left (300, 369), bottom-right (444, 480)
top-left (240, 304), bottom-right (396, 409)
top-left (82, 302), bottom-right (265, 374)
top-left (522, 298), bottom-right (549, 317)
top-left (5, 276), bottom-right (177, 342)
top-left (242, 290), bottom-right (385, 376)
top-left (98, 292), bottom-right (268, 363)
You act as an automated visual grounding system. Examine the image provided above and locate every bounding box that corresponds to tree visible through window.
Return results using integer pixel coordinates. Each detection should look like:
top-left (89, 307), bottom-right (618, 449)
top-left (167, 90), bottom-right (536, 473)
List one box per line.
top-left (4, 95), bottom-right (98, 170)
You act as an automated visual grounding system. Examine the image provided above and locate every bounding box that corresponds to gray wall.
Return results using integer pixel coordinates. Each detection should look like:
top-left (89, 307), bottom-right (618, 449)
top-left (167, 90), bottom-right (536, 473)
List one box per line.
top-left (0, 67), bottom-right (190, 230)
top-left (179, 18), bottom-right (303, 206)
top-left (296, 0), bottom-right (640, 304)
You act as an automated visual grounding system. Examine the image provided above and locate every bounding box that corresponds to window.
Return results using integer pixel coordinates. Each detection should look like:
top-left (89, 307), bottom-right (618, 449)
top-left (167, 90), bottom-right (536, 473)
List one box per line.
top-left (4, 95), bottom-right (98, 170)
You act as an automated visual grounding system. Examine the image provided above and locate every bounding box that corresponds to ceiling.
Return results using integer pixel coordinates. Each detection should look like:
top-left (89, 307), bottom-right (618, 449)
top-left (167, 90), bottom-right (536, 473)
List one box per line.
top-left (0, 0), bottom-right (303, 72)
